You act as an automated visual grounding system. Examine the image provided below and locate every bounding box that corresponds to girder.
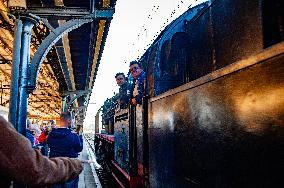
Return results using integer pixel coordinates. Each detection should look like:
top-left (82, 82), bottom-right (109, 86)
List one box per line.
top-left (24, 7), bottom-right (115, 19)
top-left (29, 17), bottom-right (93, 92)
top-left (61, 90), bottom-right (91, 111)
top-left (29, 7), bottom-right (115, 92)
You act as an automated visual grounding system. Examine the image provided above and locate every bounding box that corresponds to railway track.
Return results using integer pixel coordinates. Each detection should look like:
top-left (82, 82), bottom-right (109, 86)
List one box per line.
top-left (84, 134), bottom-right (117, 188)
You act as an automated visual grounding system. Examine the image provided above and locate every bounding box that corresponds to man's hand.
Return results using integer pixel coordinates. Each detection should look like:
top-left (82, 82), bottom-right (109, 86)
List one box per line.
top-left (79, 159), bottom-right (95, 164)
top-left (131, 98), bottom-right (137, 106)
top-left (76, 126), bottom-right (83, 135)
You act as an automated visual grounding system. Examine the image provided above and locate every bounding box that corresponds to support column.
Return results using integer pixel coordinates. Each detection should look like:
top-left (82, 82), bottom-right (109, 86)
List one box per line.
top-left (61, 96), bottom-right (67, 112)
top-left (8, 19), bottom-right (23, 128)
top-left (9, 14), bottom-right (39, 135)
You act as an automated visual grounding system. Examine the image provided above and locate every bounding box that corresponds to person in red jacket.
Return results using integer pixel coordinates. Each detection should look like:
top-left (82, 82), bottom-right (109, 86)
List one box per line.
top-left (0, 115), bottom-right (84, 188)
top-left (38, 125), bottom-right (49, 156)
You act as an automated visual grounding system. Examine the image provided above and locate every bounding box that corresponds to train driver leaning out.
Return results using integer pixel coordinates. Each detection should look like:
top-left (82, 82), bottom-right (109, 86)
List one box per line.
top-left (129, 61), bottom-right (146, 106)
top-left (115, 72), bottom-right (129, 109)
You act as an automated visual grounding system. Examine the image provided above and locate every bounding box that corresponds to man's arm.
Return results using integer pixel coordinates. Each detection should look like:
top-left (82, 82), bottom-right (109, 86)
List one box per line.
top-left (73, 133), bottom-right (84, 153)
top-left (0, 116), bottom-right (83, 186)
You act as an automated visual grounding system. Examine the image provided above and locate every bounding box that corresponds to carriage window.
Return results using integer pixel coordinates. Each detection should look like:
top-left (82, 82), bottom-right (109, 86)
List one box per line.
top-left (262, 0), bottom-right (284, 48)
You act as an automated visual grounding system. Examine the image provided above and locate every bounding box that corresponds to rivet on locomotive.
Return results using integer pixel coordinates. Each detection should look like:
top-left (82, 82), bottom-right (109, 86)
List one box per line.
top-left (94, 0), bottom-right (284, 187)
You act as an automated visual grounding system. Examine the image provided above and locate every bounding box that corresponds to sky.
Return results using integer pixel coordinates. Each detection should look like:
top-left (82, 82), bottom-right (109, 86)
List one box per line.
top-left (84, 0), bottom-right (207, 129)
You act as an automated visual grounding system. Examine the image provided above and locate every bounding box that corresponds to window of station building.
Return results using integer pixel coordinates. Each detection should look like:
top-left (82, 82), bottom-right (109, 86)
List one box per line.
top-left (262, 0), bottom-right (284, 48)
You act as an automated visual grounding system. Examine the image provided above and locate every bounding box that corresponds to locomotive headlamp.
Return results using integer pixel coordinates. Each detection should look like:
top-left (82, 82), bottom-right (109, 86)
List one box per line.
top-left (8, 0), bottom-right (26, 10)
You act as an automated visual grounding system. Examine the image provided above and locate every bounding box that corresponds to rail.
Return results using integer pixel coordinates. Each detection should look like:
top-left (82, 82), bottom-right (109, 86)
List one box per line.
top-left (84, 134), bottom-right (116, 188)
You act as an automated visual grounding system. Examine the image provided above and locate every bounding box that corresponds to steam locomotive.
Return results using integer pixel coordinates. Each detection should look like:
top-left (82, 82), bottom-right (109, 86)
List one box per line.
top-left (94, 0), bottom-right (284, 187)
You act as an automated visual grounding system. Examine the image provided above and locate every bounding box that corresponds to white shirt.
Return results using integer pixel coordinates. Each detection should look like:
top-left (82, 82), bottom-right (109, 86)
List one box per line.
top-left (133, 80), bottom-right (139, 97)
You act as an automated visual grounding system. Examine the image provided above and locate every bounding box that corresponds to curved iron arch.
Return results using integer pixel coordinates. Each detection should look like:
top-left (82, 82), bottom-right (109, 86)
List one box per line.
top-left (67, 90), bottom-right (92, 110)
top-left (29, 18), bottom-right (93, 92)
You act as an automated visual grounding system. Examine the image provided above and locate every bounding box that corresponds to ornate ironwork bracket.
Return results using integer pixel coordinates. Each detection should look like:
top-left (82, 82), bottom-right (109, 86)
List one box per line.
top-left (61, 89), bottom-right (91, 111)
top-left (28, 18), bottom-right (93, 93)
top-left (71, 106), bottom-right (87, 117)
top-left (28, 8), bottom-right (115, 93)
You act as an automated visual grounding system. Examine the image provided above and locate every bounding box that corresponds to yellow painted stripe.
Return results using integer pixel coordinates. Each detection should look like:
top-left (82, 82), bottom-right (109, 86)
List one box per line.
top-left (88, 20), bottom-right (106, 89)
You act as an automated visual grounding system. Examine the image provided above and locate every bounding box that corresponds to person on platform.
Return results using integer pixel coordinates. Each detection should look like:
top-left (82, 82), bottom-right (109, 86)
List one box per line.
top-left (50, 119), bottom-right (57, 129)
top-left (47, 112), bottom-right (83, 188)
top-left (0, 115), bottom-right (84, 188)
top-left (26, 119), bottom-right (35, 147)
top-left (38, 125), bottom-right (49, 156)
top-left (129, 61), bottom-right (146, 106)
top-left (115, 72), bottom-right (130, 109)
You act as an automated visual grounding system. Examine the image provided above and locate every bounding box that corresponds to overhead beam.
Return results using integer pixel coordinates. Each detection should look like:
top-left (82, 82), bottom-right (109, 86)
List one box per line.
top-left (0, 59), bottom-right (11, 64)
top-left (59, 20), bottom-right (76, 92)
top-left (62, 89), bottom-right (92, 96)
top-left (23, 8), bottom-right (115, 20)
top-left (88, 20), bottom-right (108, 89)
top-left (59, 20), bottom-right (79, 108)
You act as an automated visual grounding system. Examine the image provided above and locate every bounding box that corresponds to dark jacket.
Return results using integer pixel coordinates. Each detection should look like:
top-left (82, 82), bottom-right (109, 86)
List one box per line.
top-left (48, 128), bottom-right (83, 158)
top-left (0, 116), bottom-right (83, 188)
top-left (26, 129), bottom-right (35, 146)
top-left (118, 82), bottom-right (130, 109)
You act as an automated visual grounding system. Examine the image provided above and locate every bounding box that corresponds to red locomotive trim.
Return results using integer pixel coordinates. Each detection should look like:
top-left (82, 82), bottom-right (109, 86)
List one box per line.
top-left (112, 172), bottom-right (126, 188)
top-left (111, 160), bottom-right (130, 181)
top-left (95, 133), bottom-right (115, 143)
top-left (137, 163), bottom-right (144, 177)
top-left (111, 160), bottom-right (143, 187)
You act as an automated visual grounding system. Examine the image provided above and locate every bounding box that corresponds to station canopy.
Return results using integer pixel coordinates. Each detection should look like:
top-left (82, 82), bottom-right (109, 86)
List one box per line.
top-left (0, 0), bottom-right (116, 122)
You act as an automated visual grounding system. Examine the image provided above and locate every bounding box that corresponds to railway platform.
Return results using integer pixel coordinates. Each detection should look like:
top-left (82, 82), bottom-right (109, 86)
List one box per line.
top-left (78, 135), bottom-right (102, 188)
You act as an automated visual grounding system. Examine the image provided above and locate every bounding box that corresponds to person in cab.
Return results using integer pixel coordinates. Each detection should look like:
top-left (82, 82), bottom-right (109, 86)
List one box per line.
top-left (129, 61), bottom-right (146, 106)
top-left (115, 72), bottom-right (130, 109)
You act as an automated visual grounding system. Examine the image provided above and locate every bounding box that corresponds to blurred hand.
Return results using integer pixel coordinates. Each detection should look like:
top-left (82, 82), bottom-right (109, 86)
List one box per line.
top-left (131, 98), bottom-right (137, 106)
top-left (78, 128), bottom-right (83, 135)
top-left (76, 126), bottom-right (83, 135)
top-left (80, 159), bottom-right (95, 164)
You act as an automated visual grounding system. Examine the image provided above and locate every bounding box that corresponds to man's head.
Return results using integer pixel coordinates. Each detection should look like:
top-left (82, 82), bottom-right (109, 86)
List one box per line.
top-left (115, 72), bottom-right (126, 86)
top-left (50, 119), bottom-right (56, 128)
top-left (129, 61), bottom-right (143, 79)
top-left (59, 112), bottom-right (73, 128)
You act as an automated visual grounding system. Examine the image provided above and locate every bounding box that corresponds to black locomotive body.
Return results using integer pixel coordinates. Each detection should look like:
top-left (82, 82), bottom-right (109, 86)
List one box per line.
top-left (95, 0), bottom-right (284, 187)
